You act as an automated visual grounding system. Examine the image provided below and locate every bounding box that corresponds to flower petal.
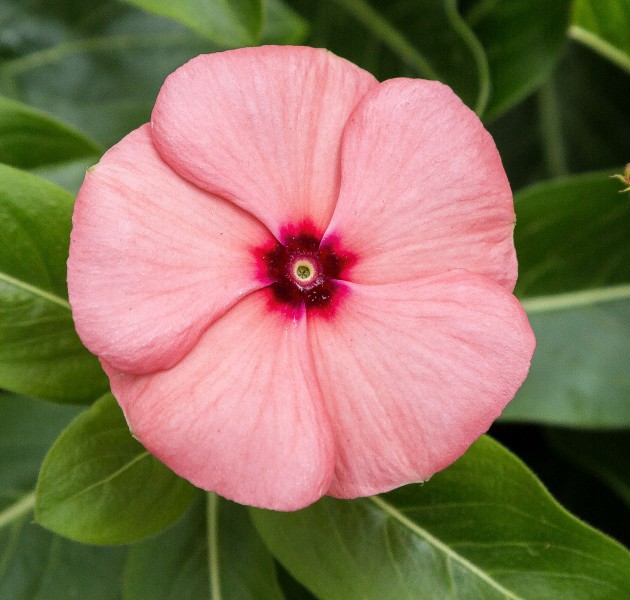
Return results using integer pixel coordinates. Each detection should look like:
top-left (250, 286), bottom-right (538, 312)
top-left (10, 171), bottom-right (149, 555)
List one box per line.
top-left (326, 78), bottom-right (517, 289)
top-left (68, 124), bottom-right (272, 374)
top-left (308, 271), bottom-right (535, 498)
top-left (151, 46), bottom-right (377, 239)
top-left (104, 290), bottom-right (335, 511)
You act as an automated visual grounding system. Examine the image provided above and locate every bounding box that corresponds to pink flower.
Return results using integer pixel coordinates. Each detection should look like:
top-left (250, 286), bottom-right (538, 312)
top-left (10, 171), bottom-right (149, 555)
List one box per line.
top-left (68, 46), bottom-right (535, 511)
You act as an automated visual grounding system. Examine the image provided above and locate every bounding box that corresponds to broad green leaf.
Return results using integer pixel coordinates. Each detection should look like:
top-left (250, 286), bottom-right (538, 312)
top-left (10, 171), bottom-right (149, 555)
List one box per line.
top-left (0, 95), bottom-right (101, 169)
top-left (290, 0), bottom-right (490, 114)
top-left (465, 0), bottom-right (572, 120)
top-left (35, 393), bottom-right (196, 545)
top-left (0, 164), bottom-right (109, 403)
top-left (500, 172), bottom-right (630, 427)
top-left (120, 0), bottom-right (263, 46)
top-left (514, 171), bottom-right (630, 297)
top-left (547, 429), bottom-right (630, 507)
top-left (124, 494), bottom-right (285, 600)
top-left (252, 436), bottom-right (630, 599)
top-left (0, 392), bottom-right (125, 600)
top-left (571, 0), bottom-right (630, 73)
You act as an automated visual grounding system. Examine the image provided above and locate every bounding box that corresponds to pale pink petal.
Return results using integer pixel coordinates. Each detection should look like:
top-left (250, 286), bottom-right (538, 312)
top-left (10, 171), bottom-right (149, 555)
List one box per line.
top-left (104, 290), bottom-right (335, 511)
top-left (308, 271), bottom-right (535, 498)
top-left (151, 46), bottom-right (377, 239)
top-left (325, 78), bottom-right (517, 289)
top-left (68, 124), bottom-right (272, 374)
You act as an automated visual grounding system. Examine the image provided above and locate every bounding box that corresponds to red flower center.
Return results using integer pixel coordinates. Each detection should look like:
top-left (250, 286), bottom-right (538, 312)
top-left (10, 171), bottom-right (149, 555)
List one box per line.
top-left (258, 227), bottom-right (354, 314)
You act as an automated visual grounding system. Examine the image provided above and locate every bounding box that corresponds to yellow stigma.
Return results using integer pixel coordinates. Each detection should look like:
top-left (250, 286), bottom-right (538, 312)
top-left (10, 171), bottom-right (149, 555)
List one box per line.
top-left (293, 259), bottom-right (316, 284)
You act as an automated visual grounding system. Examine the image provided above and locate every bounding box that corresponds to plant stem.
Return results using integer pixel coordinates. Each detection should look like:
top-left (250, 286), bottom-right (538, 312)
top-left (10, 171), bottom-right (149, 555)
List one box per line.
top-left (206, 492), bottom-right (222, 600)
top-left (537, 77), bottom-right (569, 178)
top-left (0, 491), bottom-right (36, 529)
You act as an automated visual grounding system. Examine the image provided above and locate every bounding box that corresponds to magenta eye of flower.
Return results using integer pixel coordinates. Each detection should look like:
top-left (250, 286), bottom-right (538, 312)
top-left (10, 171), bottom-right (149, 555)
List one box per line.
top-left (258, 229), bottom-right (351, 311)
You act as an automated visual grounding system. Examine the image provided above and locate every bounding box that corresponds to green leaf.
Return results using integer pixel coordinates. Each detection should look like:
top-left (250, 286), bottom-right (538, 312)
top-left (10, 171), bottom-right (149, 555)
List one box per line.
top-left (0, 95), bottom-right (101, 169)
top-left (120, 0), bottom-right (263, 46)
top-left (0, 392), bottom-right (126, 600)
top-left (290, 0), bottom-right (490, 114)
top-left (514, 171), bottom-right (630, 297)
top-left (571, 0), bottom-right (630, 73)
top-left (124, 494), bottom-right (285, 600)
top-left (547, 429), bottom-right (630, 507)
top-left (465, 0), bottom-right (573, 120)
top-left (500, 172), bottom-right (630, 427)
top-left (0, 164), bottom-right (109, 403)
top-left (35, 393), bottom-right (197, 545)
top-left (252, 436), bottom-right (630, 599)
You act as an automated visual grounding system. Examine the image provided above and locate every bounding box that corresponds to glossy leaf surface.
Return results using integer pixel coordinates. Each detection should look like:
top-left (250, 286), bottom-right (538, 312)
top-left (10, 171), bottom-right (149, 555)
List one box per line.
top-left (36, 393), bottom-right (197, 544)
top-left (0, 165), bottom-right (108, 403)
top-left (252, 436), bottom-right (630, 599)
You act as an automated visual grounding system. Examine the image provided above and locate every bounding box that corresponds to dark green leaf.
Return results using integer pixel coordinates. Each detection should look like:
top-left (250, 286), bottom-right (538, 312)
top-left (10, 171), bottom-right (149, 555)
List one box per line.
top-left (35, 393), bottom-right (196, 545)
top-left (252, 436), bottom-right (630, 599)
top-left (290, 0), bottom-right (490, 113)
top-left (547, 429), bottom-right (630, 507)
top-left (571, 0), bottom-right (630, 73)
top-left (0, 94), bottom-right (101, 169)
top-left (123, 493), bottom-right (285, 600)
top-left (514, 171), bottom-right (630, 297)
top-left (120, 0), bottom-right (263, 46)
top-left (465, 0), bottom-right (572, 120)
top-left (0, 164), bottom-right (108, 403)
top-left (0, 392), bottom-right (125, 600)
